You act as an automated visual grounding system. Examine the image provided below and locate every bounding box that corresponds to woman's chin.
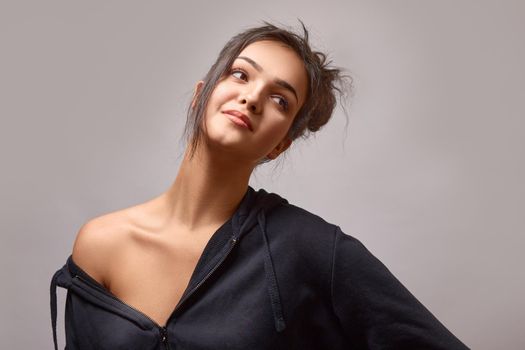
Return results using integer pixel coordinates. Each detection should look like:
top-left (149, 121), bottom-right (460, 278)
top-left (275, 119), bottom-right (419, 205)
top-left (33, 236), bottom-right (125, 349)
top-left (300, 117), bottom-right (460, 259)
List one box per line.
top-left (204, 127), bottom-right (248, 147)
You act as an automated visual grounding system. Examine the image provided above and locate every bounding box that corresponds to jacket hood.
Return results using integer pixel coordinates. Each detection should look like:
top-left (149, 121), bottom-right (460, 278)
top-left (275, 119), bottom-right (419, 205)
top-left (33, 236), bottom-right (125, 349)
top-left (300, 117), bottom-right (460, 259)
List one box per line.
top-left (232, 185), bottom-right (289, 332)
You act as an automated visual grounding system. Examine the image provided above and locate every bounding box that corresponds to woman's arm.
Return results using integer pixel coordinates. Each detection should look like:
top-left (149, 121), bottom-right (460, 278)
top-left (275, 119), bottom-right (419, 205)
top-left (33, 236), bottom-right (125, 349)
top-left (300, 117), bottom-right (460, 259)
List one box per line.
top-left (330, 226), bottom-right (469, 349)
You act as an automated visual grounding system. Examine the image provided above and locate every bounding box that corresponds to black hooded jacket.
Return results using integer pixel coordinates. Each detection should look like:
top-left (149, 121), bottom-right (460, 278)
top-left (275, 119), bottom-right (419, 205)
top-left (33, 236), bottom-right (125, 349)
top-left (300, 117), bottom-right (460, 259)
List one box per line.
top-left (50, 186), bottom-right (469, 349)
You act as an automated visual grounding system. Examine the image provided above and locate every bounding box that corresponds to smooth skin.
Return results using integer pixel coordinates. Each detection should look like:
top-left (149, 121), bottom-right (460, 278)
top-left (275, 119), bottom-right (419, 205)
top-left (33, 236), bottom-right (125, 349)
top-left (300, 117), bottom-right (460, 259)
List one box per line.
top-left (72, 40), bottom-right (309, 327)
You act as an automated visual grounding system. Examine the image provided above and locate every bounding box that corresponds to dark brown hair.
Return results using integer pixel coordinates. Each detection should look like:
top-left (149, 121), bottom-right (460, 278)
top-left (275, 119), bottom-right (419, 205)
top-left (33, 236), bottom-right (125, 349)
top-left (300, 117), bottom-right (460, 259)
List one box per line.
top-left (182, 20), bottom-right (353, 166)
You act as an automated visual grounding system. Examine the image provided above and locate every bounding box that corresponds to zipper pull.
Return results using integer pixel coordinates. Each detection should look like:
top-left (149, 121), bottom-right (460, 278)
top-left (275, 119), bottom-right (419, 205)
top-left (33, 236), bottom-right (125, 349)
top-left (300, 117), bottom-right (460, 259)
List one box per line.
top-left (160, 326), bottom-right (171, 349)
top-left (160, 326), bottom-right (168, 342)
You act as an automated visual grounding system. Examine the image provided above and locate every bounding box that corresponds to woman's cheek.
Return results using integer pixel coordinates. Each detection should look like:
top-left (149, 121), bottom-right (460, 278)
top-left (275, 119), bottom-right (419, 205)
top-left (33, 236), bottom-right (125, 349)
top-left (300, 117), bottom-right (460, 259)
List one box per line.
top-left (210, 83), bottom-right (237, 108)
top-left (258, 122), bottom-right (288, 151)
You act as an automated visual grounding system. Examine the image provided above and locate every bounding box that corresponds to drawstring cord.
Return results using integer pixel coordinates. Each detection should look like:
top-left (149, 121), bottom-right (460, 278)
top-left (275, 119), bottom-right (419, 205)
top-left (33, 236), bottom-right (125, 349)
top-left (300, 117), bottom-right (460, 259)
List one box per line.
top-left (50, 268), bottom-right (63, 350)
top-left (257, 210), bottom-right (286, 332)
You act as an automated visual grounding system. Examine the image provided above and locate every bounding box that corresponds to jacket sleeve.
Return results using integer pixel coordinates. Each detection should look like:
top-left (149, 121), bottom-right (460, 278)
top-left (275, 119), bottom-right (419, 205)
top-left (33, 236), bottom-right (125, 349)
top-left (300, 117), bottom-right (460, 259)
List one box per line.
top-left (330, 226), bottom-right (469, 349)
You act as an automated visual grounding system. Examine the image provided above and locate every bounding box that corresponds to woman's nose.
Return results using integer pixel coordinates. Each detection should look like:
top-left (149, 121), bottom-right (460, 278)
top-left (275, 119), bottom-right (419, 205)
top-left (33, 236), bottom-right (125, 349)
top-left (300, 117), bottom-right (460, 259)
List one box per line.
top-left (238, 88), bottom-right (262, 114)
top-left (239, 98), bottom-right (259, 113)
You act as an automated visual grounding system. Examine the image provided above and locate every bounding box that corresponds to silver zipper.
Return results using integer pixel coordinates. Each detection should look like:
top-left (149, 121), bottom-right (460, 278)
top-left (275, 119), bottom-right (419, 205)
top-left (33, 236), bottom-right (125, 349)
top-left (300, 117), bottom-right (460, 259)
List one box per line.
top-left (166, 236), bottom-right (238, 323)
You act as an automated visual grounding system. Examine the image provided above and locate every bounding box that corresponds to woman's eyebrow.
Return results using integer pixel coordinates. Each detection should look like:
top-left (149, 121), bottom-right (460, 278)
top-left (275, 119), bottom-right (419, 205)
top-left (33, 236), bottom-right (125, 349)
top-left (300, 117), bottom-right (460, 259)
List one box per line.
top-left (236, 56), bottom-right (298, 103)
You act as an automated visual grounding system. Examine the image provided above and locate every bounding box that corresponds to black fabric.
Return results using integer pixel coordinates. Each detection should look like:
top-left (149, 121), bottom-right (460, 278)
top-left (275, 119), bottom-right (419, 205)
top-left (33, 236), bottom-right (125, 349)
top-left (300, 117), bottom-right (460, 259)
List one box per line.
top-left (50, 185), bottom-right (470, 349)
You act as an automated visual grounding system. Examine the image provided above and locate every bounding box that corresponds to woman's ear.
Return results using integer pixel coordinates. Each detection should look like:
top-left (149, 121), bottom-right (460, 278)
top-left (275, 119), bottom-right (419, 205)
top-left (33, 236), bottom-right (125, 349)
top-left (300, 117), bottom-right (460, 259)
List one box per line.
top-left (191, 81), bottom-right (205, 109)
top-left (267, 137), bottom-right (292, 160)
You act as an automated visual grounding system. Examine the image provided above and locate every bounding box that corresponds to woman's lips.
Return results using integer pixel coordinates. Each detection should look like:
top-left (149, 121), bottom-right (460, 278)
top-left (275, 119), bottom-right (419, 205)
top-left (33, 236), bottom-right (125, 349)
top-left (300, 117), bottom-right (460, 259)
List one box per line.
top-left (222, 110), bottom-right (253, 131)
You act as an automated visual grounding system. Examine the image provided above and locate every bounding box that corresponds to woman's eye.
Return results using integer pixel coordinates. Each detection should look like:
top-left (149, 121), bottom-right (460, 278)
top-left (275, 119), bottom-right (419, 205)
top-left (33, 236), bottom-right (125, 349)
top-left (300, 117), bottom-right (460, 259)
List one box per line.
top-left (231, 69), bottom-right (247, 81)
top-left (271, 95), bottom-right (289, 111)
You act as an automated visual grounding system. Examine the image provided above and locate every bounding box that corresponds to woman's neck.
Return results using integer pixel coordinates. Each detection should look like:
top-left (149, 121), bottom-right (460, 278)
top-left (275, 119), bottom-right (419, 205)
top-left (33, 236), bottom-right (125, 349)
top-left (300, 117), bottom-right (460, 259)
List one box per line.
top-left (160, 144), bottom-right (254, 232)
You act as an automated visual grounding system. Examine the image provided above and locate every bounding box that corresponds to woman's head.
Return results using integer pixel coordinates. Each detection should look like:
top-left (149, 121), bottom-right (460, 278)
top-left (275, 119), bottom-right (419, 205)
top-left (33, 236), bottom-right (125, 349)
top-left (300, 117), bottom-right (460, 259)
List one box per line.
top-left (183, 21), bottom-right (351, 166)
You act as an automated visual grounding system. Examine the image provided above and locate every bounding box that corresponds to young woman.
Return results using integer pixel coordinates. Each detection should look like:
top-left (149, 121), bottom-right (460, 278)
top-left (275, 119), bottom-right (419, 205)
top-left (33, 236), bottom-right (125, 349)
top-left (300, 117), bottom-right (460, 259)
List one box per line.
top-left (50, 22), bottom-right (469, 349)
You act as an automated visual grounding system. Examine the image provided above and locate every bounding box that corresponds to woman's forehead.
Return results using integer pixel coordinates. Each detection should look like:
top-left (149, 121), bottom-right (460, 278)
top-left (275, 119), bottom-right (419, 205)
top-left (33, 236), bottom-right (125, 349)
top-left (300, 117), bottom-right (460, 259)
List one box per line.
top-left (236, 40), bottom-right (308, 104)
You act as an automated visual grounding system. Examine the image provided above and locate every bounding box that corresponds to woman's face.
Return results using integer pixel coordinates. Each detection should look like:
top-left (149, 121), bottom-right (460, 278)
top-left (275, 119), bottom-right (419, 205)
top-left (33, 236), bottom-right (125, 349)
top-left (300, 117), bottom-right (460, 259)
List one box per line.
top-left (200, 40), bottom-right (308, 165)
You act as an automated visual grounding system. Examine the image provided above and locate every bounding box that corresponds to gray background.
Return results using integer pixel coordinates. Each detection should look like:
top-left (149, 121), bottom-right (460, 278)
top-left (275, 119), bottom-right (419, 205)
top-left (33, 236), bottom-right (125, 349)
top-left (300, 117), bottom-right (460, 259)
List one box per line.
top-left (1, 1), bottom-right (523, 349)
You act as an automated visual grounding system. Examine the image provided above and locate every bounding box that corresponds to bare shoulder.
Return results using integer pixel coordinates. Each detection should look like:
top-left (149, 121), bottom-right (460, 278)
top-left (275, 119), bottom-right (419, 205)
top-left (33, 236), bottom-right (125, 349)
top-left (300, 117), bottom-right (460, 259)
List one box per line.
top-left (71, 210), bottom-right (131, 287)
